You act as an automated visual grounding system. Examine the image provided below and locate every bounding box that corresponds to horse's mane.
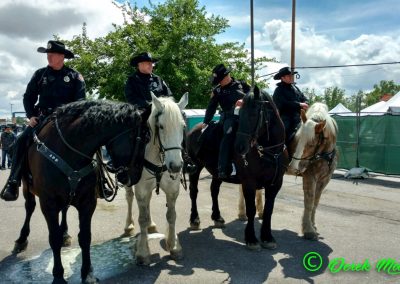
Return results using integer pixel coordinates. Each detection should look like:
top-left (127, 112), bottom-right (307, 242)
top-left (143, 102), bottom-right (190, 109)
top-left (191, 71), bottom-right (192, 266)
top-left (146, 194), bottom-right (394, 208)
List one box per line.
top-left (148, 97), bottom-right (185, 135)
top-left (55, 100), bottom-right (140, 131)
top-left (303, 103), bottom-right (338, 141)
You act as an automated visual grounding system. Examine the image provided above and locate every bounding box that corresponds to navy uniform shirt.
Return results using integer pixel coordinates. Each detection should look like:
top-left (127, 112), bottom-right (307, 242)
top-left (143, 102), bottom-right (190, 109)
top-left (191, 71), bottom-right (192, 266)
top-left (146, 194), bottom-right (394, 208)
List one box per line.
top-left (203, 79), bottom-right (249, 125)
top-left (125, 71), bottom-right (172, 109)
top-left (23, 66), bottom-right (86, 118)
top-left (273, 82), bottom-right (308, 117)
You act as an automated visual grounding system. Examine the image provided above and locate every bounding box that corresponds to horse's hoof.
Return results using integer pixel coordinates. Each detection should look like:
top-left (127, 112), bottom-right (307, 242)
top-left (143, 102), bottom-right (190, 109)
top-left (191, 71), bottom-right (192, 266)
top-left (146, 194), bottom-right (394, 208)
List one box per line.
top-left (13, 240), bottom-right (28, 254)
top-left (147, 225), bottom-right (158, 234)
top-left (246, 242), bottom-right (261, 251)
top-left (62, 234), bottom-right (72, 247)
top-left (189, 217), bottom-right (201, 230)
top-left (261, 241), bottom-right (277, 250)
top-left (170, 250), bottom-right (183, 261)
top-left (304, 232), bottom-right (318, 241)
top-left (82, 273), bottom-right (99, 283)
top-left (238, 214), bottom-right (248, 221)
top-left (52, 277), bottom-right (67, 284)
top-left (258, 212), bottom-right (264, 219)
top-left (213, 217), bottom-right (225, 228)
top-left (136, 255), bottom-right (151, 266)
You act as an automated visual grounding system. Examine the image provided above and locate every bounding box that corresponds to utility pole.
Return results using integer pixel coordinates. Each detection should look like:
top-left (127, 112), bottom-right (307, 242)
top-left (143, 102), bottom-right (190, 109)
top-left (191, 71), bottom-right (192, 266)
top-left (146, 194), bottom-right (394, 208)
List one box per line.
top-left (10, 103), bottom-right (13, 123)
top-left (290, 0), bottom-right (296, 76)
top-left (250, 0), bottom-right (255, 89)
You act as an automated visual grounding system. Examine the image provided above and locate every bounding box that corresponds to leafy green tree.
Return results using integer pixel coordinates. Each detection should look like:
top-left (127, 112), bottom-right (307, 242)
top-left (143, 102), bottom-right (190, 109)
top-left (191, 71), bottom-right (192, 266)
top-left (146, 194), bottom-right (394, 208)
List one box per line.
top-left (322, 86), bottom-right (346, 110)
top-left (301, 87), bottom-right (323, 105)
top-left (363, 80), bottom-right (400, 107)
top-left (62, 0), bottom-right (275, 107)
top-left (346, 90), bottom-right (365, 112)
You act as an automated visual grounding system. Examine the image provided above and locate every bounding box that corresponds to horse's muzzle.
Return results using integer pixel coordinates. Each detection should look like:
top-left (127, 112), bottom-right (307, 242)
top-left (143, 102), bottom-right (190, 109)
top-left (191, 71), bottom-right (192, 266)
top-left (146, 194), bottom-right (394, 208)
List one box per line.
top-left (168, 161), bottom-right (183, 174)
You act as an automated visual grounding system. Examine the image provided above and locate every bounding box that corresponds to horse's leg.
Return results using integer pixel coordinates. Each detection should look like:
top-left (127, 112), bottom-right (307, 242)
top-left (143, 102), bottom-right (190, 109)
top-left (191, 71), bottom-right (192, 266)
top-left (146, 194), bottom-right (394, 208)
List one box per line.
top-left (238, 185), bottom-right (247, 221)
top-left (135, 184), bottom-right (152, 265)
top-left (210, 176), bottom-right (225, 228)
top-left (256, 189), bottom-right (264, 218)
top-left (60, 207), bottom-right (72, 247)
top-left (146, 190), bottom-right (158, 234)
top-left (302, 175), bottom-right (318, 240)
top-left (311, 177), bottom-right (331, 235)
top-left (260, 182), bottom-right (282, 250)
top-left (189, 166), bottom-right (202, 230)
top-left (78, 204), bottom-right (98, 283)
top-left (164, 182), bottom-right (183, 260)
top-left (242, 183), bottom-right (259, 250)
top-left (41, 205), bottom-right (66, 283)
top-left (123, 186), bottom-right (135, 237)
top-left (14, 187), bottom-right (36, 253)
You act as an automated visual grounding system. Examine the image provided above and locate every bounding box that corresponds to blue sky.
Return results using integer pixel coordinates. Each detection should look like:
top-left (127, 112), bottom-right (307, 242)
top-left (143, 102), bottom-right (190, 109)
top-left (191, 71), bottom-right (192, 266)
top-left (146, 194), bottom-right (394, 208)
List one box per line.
top-left (0, 0), bottom-right (399, 118)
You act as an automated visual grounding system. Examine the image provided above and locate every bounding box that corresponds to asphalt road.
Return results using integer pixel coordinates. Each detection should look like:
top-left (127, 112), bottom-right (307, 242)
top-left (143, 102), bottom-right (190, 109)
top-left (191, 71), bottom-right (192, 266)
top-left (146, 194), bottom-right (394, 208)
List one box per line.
top-left (0, 167), bottom-right (399, 284)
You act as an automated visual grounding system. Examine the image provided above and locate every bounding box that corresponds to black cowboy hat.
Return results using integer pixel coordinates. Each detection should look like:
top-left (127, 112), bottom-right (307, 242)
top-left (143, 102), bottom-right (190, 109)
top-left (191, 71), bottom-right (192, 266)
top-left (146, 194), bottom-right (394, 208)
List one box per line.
top-left (273, 66), bottom-right (298, 80)
top-left (211, 63), bottom-right (231, 86)
top-left (130, 52), bottom-right (158, 67)
top-left (37, 40), bottom-right (74, 59)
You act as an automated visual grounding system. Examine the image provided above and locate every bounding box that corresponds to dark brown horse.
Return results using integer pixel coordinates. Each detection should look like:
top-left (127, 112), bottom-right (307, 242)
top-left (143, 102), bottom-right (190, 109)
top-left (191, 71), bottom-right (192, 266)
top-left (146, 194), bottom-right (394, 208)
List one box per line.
top-left (13, 100), bottom-right (145, 283)
top-left (187, 87), bottom-right (288, 249)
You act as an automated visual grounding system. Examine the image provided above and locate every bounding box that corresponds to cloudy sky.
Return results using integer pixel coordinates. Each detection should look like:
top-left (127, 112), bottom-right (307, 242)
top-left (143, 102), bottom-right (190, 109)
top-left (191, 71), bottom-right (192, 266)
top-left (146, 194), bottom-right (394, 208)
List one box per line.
top-left (1, 0), bottom-right (399, 119)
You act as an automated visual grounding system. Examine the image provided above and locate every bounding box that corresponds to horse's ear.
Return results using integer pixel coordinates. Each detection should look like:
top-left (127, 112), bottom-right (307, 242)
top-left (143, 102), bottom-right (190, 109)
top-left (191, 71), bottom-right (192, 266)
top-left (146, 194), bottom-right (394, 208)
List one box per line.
top-left (315, 120), bottom-right (326, 134)
top-left (253, 86), bottom-right (260, 100)
top-left (300, 109), bottom-right (307, 123)
top-left (177, 92), bottom-right (189, 110)
top-left (151, 92), bottom-right (163, 111)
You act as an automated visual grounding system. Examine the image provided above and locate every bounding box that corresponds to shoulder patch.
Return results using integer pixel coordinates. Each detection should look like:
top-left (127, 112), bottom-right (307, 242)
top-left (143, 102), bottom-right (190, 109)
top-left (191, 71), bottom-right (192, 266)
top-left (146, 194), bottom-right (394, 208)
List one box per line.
top-left (78, 73), bottom-right (84, 82)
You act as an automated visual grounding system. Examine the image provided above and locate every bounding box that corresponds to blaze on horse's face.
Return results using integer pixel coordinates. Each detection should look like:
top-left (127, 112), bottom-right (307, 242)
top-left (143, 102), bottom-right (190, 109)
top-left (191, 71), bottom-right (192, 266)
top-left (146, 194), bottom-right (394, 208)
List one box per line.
top-left (235, 88), bottom-right (265, 155)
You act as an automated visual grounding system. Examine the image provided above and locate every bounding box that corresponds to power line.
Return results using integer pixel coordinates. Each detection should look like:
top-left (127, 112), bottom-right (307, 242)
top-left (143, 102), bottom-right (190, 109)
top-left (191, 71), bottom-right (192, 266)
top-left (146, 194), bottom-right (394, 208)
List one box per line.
top-left (259, 61), bottom-right (400, 78)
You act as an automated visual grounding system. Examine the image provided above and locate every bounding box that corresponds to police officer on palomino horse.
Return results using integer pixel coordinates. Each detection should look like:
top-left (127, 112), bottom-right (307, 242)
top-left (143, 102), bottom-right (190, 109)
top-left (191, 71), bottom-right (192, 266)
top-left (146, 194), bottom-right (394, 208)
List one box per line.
top-left (125, 51), bottom-right (196, 174)
top-left (202, 64), bottom-right (250, 179)
top-left (1, 40), bottom-right (86, 201)
top-left (272, 67), bottom-right (309, 150)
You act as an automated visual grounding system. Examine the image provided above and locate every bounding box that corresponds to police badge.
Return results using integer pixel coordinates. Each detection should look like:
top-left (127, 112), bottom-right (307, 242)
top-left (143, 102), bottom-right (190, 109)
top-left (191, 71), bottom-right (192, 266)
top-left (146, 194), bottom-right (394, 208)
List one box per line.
top-left (64, 76), bottom-right (70, 83)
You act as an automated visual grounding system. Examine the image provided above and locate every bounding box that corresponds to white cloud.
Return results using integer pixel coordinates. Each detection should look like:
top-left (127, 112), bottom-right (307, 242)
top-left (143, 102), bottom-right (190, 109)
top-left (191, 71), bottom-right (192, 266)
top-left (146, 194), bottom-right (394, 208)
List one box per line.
top-left (0, 0), bottom-right (125, 119)
top-left (258, 20), bottom-right (400, 96)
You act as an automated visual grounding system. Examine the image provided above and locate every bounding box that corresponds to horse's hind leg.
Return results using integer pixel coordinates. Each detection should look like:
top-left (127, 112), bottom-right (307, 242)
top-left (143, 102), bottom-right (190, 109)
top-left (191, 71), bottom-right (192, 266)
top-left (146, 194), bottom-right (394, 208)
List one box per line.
top-left (60, 207), bottom-right (72, 247)
top-left (189, 166), bottom-right (202, 230)
top-left (211, 177), bottom-right (225, 228)
top-left (238, 186), bottom-right (263, 221)
top-left (302, 175), bottom-right (318, 240)
top-left (14, 188), bottom-right (36, 254)
top-left (164, 184), bottom-right (182, 261)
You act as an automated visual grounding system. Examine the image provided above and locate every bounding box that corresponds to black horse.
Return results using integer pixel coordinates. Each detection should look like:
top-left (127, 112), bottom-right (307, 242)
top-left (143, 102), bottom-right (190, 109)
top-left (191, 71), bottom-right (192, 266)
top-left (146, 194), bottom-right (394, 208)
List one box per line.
top-left (13, 100), bottom-right (145, 283)
top-left (187, 87), bottom-right (288, 249)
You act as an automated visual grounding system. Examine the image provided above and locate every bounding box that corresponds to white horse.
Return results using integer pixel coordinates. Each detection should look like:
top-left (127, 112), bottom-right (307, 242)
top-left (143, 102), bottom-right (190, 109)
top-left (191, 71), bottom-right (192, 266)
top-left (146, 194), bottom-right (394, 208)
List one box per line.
top-left (124, 93), bottom-right (188, 265)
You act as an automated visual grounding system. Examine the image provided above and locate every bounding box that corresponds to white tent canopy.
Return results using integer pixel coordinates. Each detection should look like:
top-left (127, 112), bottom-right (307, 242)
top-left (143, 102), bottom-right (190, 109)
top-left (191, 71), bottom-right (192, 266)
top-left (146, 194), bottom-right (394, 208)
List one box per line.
top-left (329, 103), bottom-right (352, 115)
top-left (361, 91), bottom-right (400, 115)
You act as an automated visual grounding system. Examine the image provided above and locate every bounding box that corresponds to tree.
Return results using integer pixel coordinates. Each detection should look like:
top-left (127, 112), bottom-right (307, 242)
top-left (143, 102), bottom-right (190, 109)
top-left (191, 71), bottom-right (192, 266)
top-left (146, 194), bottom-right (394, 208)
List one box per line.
top-left (322, 87), bottom-right (346, 110)
top-left (301, 87), bottom-right (323, 105)
top-left (62, 0), bottom-right (275, 107)
top-left (363, 80), bottom-right (400, 107)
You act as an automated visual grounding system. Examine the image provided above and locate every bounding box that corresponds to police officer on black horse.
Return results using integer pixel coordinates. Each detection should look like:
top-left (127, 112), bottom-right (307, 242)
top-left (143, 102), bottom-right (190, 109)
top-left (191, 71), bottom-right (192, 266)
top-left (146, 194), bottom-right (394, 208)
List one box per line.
top-left (1, 40), bottom-right (86, 201)
top-left (202, 64), bottom-right (250, 179)
top-left (125, 51), bottom-right (196, 174)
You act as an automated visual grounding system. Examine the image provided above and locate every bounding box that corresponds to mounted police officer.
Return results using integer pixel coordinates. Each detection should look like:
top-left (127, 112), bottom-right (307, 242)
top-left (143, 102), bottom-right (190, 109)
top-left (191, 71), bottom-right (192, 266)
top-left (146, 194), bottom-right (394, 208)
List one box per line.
top-left (202, 64), bottom-right (250, 179)
top-left (125, 52), bottom-right (196, 174)
top-left (272, 67), bottom-right (308, 143)
top-left (1, 40), bottom-right (86, 201)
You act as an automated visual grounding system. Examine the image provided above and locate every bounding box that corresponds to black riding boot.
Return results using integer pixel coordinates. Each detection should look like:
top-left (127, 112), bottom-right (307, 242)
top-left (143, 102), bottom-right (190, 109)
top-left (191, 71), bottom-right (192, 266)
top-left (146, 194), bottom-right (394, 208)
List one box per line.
top-left (1, 132), bottom-right (28, 201)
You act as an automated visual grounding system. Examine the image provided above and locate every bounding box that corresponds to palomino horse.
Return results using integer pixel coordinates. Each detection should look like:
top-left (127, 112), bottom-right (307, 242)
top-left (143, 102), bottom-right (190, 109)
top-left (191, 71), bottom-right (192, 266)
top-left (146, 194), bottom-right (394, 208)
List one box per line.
top-left (187, 87), bottom-right (288, 249)
top-left (13, 100), bottom-right (144, 283)
top-left (124, 93), bottom-right (188, 265)
top-left (238, 102), bottom-right (337, 241)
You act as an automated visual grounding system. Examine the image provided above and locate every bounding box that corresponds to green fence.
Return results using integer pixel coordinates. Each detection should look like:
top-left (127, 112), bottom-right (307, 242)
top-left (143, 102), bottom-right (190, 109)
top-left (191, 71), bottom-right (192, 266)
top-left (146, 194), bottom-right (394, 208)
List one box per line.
top-left (333, 115), bottom-right (400, 175)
